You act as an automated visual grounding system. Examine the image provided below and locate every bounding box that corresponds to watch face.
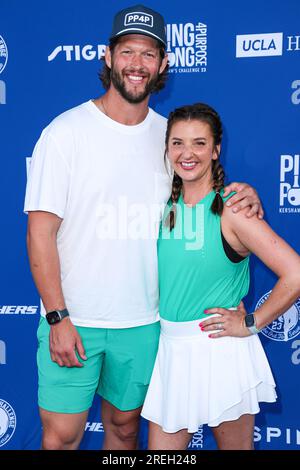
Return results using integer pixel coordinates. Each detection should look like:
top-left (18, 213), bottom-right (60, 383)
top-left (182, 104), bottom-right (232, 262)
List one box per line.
top-left (46, 311), bottom-right (61, 324)
top-left (245, 314), bottom-right (255, 327)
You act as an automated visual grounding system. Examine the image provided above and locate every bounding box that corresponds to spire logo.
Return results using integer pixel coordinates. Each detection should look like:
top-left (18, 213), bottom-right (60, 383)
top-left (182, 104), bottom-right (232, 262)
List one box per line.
top-left (254, 425), bottom-right (300, 447)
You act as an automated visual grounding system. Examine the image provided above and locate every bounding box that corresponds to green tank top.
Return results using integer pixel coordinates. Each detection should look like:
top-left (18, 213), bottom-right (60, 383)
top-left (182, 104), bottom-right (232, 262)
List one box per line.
top-left (158, 190), bottom-right (250, 322)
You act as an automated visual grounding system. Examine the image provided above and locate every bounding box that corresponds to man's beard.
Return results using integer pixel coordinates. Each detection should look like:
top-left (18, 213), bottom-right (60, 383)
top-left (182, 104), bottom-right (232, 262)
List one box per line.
top-left (110, 66), bottom-right (160, 104)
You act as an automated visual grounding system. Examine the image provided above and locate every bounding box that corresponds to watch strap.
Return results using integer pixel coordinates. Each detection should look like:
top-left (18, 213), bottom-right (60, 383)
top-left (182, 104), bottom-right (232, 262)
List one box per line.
top-left (245, 313), bottom-right (261, 335)
top-left (247, 324), bottom-right (261, 335)
top-left (56, 308), bottom-right (69, 321)
top-left (46, 308), bottom-right (69, 325)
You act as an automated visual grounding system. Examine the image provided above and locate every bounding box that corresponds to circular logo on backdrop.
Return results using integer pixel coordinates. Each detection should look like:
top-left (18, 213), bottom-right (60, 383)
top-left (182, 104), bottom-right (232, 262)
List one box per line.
top-left (0, 399), bottom-right (16, 447)
top-left (0, 36), bottom-right (8, 74)
top-left (255, 291), bottom-right (300, 342)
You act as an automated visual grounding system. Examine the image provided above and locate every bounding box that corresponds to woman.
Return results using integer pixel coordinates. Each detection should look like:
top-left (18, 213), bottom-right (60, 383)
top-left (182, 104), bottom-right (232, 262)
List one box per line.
top-left (141, 103), bottom-right (300, 450)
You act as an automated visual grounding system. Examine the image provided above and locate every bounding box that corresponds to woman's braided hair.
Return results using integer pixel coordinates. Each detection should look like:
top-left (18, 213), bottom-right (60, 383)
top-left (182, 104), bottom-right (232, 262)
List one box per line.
top-left (165, 103), bottom-right (225, 231)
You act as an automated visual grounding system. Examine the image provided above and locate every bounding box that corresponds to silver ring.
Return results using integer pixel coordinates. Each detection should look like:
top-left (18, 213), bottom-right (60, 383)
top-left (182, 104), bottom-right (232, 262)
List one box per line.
top-left (217, 323), bottom-right (223, 330)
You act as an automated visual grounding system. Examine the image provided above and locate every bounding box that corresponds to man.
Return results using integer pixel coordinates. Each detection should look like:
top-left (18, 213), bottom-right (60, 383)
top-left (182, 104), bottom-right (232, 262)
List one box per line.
top-left (24, 4), bottom-right (262, 450)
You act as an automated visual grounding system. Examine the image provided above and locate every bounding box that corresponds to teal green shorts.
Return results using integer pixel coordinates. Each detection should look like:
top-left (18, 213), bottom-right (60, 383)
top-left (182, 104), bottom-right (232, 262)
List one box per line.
top-left (37, 317), bottom-right (160, 413)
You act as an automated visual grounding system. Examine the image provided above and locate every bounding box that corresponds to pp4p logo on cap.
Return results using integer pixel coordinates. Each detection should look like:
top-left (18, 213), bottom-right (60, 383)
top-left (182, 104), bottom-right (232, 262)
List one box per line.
top-left (110, 4), bottom-right (167, 47)
top-left (125, 12), bottom-right (153, 28)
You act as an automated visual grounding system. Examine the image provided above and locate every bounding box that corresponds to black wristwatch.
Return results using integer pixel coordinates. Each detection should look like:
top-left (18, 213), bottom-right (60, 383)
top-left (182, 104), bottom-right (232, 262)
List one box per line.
top-left (244, 313), bottom-right (260, 335)
top-left (46, 308), bottom-right (69, 325)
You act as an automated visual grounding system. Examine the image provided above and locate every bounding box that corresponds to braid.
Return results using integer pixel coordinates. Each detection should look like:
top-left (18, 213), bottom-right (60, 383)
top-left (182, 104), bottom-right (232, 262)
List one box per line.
top-left (165, 173), bottom-right (183, 231)
top-left (211, 158), bottom-right (225, 215)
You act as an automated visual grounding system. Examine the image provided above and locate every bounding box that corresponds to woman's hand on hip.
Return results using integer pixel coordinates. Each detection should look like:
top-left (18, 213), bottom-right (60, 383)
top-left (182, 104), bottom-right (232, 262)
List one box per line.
top-left (199, 301), bottom-right (251, 338)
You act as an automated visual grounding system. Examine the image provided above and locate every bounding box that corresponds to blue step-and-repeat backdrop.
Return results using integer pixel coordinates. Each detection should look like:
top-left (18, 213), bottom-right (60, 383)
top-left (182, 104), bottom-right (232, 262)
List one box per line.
top-left (0, 0), bottom-right (299, 450)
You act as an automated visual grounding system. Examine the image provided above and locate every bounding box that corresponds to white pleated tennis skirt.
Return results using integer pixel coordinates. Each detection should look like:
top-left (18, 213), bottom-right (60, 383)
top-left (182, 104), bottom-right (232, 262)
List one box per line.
top-left (141, 316), bottom-right (277, 434)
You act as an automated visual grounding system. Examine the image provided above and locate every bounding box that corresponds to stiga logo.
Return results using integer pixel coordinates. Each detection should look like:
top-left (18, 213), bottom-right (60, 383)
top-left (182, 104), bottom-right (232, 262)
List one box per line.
top-left (279, 154), bottom-right (300, 213)
top-left (255, 291), bottom-right (300, 342)
top-left (0, 35), bottom-right (8, 74)
top-left (48, 44), bottom-right (106, 62)
top-left (0, 306), bottom-right (38, 315)
top-left (0, 400), bottom-right (16, 447)
top-left (125, 12), bottom-right (153, 27)
top-left (166, 22), bottom-right (207, 73)
top-left (236, 32), bottom-right (283, 58)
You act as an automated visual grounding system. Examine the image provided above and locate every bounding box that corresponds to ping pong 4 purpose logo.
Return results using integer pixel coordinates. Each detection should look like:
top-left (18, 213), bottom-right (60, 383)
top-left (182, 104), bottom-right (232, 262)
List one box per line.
top-left (279, 154), bottom-right (300, 214)
top-left (166, 22), bottom-right (207, 73)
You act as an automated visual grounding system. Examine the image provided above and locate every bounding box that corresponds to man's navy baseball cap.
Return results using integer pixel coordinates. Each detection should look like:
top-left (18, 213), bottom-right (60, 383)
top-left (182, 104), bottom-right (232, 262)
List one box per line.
top-left (110, 4), bottom-right (167, 48)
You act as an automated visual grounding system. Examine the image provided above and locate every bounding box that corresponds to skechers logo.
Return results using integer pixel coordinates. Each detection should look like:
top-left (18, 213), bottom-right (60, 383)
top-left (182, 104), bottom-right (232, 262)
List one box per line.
top-left (236, 33), bottom-right (283, 57)
top-left (125, 12), bottom-right (153, 28)
top-left (0, 306), bottom-right (38, 315)
top-left (85, 422), bottom-right (104, 432)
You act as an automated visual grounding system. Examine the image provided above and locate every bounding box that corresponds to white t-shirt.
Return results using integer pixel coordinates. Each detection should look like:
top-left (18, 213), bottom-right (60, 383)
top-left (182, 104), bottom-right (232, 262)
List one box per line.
top-left (24, 100), bottom-right (171, 328)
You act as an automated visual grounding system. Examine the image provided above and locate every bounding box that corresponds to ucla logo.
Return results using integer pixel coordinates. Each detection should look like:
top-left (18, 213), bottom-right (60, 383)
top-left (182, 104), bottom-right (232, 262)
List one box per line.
top-left (255, 291), bottom-right (300, 342)
top-left (0, 399), bottom-right (16, 447)
top-left (243, 39), bottom-right (276, 52)
top-left (0, 36), bottom-right (8, 74)
top-left (236, 33), bottom-right (283, 58)
top-left (125, 12), bottom-right (153, 28)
